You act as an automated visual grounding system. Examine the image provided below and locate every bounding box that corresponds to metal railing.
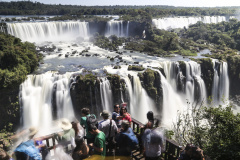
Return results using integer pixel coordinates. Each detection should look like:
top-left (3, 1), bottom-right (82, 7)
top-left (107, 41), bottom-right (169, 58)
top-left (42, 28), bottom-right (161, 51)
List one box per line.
top-left (131, 118), bottom-right (183, 160)
top-left (36, 118), bottom-right (183, 160)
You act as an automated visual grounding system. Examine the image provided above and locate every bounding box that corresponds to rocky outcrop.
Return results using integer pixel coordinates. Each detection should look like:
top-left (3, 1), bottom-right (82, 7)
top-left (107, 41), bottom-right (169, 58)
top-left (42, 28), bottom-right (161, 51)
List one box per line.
top-left (227, 55), bottom-right (240, 96)
top-left (138, 68), bottom-right (163, 110)
top-left (70, 73), bottom-right (125, 118)
top-left (197, 58), bottom-right (214, 97)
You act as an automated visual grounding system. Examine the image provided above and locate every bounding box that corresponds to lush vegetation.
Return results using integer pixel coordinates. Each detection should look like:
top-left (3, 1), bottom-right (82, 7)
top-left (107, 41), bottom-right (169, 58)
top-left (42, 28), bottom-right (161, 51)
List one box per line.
top-left (0, 32), bottom-right (40, 89)
top-left (91, 34), bottom-right (126, 51)
top-left (0, 1), bottom-right (238, 22)
top-left (179, 19), bottom-right (240, 59)
top-left (174, 103), bottom-right (240, 160)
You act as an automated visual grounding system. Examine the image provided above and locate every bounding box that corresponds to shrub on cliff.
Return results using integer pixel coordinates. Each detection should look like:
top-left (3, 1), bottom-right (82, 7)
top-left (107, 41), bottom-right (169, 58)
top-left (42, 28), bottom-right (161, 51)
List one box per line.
top-left (173, 102), bottom-right (240, 160)
top-left (0, 33), bottom-right (40, 89)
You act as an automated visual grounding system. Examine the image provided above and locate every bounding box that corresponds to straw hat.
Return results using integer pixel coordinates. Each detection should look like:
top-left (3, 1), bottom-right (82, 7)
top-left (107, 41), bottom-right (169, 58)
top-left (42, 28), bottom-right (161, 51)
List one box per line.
top-left (59, 118), bottom-right (72, 131)
top-left (29, 127), bottom-right (38, 137)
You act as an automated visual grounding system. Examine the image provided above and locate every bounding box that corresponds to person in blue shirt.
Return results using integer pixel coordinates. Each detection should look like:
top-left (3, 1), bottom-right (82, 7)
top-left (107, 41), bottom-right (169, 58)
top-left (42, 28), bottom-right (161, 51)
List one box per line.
top-left (112, 104), bottom-right (121, 128)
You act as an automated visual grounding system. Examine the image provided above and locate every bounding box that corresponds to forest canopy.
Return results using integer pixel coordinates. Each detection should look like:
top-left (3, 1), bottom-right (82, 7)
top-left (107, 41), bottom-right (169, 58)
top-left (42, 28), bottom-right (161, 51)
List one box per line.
top-left (0, 1), bottom-right (238, 17)
top-left (0, 33), bottom-right (40, 89)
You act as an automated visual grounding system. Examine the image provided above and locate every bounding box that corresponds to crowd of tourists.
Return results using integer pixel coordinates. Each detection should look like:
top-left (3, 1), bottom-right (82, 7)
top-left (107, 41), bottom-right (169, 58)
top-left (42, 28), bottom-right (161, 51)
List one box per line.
top-left (0, 103), bottom-right (205, 160)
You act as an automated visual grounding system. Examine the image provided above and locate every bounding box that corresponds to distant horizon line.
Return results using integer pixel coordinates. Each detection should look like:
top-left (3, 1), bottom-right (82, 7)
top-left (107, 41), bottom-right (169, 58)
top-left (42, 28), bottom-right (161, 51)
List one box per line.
top-left (0, 1), bottom-right (240, 8)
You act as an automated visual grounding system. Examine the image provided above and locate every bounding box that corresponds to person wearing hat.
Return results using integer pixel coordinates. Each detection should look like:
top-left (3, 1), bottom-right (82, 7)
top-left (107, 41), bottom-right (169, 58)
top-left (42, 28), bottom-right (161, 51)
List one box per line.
top-left (98, 110), bottom-right (118, 156)
top-left (58, 118), bottom-right (75, 143)
top-left (14, 127), bottom-right (42, 160)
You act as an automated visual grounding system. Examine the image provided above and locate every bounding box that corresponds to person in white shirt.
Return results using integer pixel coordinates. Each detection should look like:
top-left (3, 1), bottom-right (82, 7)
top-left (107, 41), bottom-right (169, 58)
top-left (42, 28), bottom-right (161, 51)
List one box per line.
top-left (98, 110), bottom-right (118, 156)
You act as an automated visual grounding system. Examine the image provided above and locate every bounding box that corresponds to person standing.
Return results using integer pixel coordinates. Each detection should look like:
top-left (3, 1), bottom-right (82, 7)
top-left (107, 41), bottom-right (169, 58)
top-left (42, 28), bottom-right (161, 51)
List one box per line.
top-left (118, 106), bottom-right (132, 124)
top-left (142, 128), bottom-right (164, 160)
top-left (80, 108), bottom-right (96, 144)
top-left (116, 120), bottom-right (139, 158)
top-left (112, 104), bottom-right (121, 128)
top-left (98, 110), bottom-right (118, 155)
top-left (88, 125), bottom-right (106, 157)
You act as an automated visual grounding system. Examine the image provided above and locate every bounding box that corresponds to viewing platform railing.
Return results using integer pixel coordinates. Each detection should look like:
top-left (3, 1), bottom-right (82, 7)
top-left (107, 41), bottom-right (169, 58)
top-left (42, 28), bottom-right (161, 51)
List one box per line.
top-left (37, 118), bottom-right (183, 160)
top-left (131, 118), bottom-right (183, 160)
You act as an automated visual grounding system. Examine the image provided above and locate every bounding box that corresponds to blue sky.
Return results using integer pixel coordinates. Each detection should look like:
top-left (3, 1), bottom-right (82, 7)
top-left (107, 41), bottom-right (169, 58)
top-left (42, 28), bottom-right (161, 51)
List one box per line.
top-left (3, 0), bottom-right (240, 7)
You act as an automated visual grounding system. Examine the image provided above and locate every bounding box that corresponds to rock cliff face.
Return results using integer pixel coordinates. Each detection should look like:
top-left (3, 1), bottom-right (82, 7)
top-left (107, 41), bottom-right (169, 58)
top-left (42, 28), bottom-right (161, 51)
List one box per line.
top-left (138, 69), bottom-right (163, 110)
top-left (227, 56), bottom-right (240, 97)
top-left (70, 73), bottom-right (125, 118)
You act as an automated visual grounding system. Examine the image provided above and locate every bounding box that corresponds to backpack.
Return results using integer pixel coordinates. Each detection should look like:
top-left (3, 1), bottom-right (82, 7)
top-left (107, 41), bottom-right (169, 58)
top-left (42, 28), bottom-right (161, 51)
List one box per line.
top-left (86, 114), bottom-right (97, 128)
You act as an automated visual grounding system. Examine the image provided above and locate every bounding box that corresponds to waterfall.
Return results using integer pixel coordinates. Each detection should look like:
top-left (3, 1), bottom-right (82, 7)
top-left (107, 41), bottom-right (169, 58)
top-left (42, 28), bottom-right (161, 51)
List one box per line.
top-left (6, 21), bottom-right (89, 42)
top-left (19, 72), bottom-right (75, 128)
top-left (212, 60), bottom-right (229, 105)
top-left (152, 16), bottom-right (234, 30)
top-left (155, 70), bottom-right (185, 128)
top-left (100, 78), bottom-right (113, 112)
top-left (105, 20), bottom-right (128, 37)
top-left (123, 75), bottom-right (156, 123)
top-left (162, 61), bottom-right (180, 91)
top-left (185, 61), bottom-right (207, 104)
top-left (126, 21), bottom-right (129, 37)
top-left (212, 59), bottom-right (220, 104)
top-left (219, 62), bottom-right (229, 104)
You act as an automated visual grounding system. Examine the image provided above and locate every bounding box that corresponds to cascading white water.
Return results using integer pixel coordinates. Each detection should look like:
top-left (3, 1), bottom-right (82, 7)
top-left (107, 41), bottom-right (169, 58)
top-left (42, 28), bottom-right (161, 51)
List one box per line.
top-left (6, 21), bottom-right (89, 42)
top-left (212, 59), bottom-right (220, 104)
top-left (100, 78), bottom-right (113, 112)
top-left (212, 60), bottom-right (229, 105)
top-left (162, 61), bottom-right (180, 91)
top-left (185, 61), bottom-right (207, 104)
top-left (152, 16), bottom-right (233, 30)
top-left (219, 62), bottom-right (229, 104)
top-left (155, 70), bottom-right (185, 128)
top-left (123, 75), bottom-right (156, 123)
top-left (126, 21), bottom-right (129, 37)
top-left (19, 72), bottom-right (75, 128)
top-left (0, 25), bottom-right (5, 33)
top-left (105, 20), bottom-right (128, 37)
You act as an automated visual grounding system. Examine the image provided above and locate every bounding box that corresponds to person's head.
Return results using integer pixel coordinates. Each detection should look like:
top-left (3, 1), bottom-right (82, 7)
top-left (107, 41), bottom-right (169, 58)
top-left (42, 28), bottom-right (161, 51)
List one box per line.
top-left (114, 104), bottom-right (120, 113)
top-left (185, 144), bottom-right (197, 157)
top-left (71, 119), bottom-right (80, 135)
top-left (100, 110), bottom-right (110, 119)
top-left (0, 149), bottom-right (10, 160)
top-left (81, 108), bottom-right (90, 116)
top-left (147, 111), bottom-right (154, 121)
top-left (121, 120), bottom-right (130, 131)
top-left (59, 118), bottom-right (72, 131)
top-left (120, 106), bottom-right (127, 116)
top-left (75, 136), bottom-right (84, 147)
top-left (28, 126), bottom-right (38, 139)
top-left (88, 124), bottom-right (98, 134)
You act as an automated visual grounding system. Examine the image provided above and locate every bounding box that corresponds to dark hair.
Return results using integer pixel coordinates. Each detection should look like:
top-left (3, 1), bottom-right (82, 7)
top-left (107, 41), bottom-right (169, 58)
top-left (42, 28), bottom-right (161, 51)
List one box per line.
top-left (147, 111), bottom-right (154, 121)
top-left (75, 136), bottom-right (84, 146)
top-left (71, 120), bottom-right (79, 136)
top-left (114, 104), bottom-right (120, 108)
top-left (81, 108), bottom-right (90, 115)
top-left (185, 144), bottom-right (196, 151)
top-left (88, 124), bottom-right (97, 132)
top-left (120, 106), bottom-right (127, 116)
